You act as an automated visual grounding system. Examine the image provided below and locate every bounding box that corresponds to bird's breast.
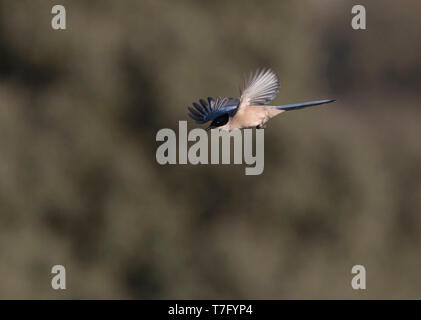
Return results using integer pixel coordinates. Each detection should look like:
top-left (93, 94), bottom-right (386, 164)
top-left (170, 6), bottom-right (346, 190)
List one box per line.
top-left (230, 106), bottom-right (267, 129)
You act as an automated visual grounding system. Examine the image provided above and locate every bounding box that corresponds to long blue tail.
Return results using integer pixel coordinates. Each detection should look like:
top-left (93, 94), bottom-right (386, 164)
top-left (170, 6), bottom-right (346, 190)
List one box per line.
top-left (273, 99), bottom-right (336, 111)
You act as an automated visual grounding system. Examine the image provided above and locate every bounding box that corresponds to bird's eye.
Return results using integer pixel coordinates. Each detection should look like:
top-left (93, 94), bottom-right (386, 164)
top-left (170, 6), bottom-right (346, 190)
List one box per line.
top-left (211, 114), bottom-right (229, 127)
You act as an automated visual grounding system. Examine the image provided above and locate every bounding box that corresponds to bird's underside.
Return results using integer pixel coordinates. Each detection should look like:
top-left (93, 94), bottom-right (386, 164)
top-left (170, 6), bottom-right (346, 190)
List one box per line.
top-left (187, 68), bottom-right (335, 130)
top-left (222, 105), bottom-right (284, 130)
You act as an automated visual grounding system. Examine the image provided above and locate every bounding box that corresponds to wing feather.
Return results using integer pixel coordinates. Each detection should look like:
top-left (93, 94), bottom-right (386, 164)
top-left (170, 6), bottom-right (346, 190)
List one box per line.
top-left (238, 68), bottom-right (280, 109)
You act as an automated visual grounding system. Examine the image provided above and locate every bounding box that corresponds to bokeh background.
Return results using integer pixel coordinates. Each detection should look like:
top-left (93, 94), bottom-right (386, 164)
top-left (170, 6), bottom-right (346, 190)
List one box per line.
top-left (0, 0), bottom-right (420, 299)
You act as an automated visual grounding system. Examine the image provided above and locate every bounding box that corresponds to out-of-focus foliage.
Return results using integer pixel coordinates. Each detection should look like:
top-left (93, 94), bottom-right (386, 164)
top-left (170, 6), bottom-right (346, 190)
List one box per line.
top-left (0, 0), bottom-right (420, 299)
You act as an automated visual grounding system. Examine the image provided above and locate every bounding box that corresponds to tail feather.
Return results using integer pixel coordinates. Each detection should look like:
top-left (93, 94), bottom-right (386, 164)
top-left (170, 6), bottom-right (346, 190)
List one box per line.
top-left (272, 99), bottom-right (336, 111)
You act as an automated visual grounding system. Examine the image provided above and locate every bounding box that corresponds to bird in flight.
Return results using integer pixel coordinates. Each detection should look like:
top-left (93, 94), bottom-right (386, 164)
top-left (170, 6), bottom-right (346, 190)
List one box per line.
top-left (188, 68), bottom-right (335, 131)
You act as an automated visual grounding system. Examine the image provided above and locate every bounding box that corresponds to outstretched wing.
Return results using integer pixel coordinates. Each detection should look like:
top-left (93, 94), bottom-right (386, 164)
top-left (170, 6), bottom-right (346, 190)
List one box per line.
top-left (238, 68), bottom-right (280, 110)
top-left (188, 97), bottom-right (239, 124)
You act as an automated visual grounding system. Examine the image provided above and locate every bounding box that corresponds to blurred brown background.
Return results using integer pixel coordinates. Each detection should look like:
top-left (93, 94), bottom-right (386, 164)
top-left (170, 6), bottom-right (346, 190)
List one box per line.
top-left (0, 0), bottom-right (420, 299)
